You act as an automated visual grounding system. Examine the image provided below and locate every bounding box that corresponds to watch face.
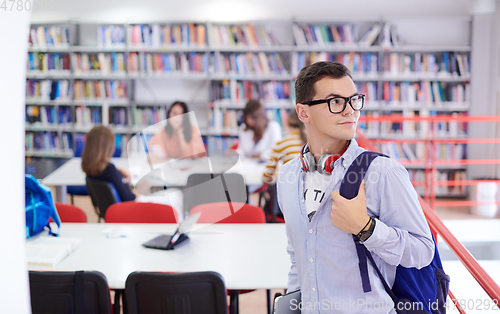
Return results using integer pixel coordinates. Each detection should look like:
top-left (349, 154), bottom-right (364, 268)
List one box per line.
top-left (359, 232), bottom-right (370, 242)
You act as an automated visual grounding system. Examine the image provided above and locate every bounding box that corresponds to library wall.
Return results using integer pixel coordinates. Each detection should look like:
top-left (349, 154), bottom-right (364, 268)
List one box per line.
top-left (0, 10), bottom-right (32, 314)
top-left (31, 0), bottom-right (472, 23)
top-left (469, 12), bottom-right (499, 179)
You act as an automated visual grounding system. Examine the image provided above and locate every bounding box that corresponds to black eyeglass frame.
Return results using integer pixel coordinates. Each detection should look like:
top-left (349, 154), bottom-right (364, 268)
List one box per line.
top-left (303, 94), bottom-right (366, 114)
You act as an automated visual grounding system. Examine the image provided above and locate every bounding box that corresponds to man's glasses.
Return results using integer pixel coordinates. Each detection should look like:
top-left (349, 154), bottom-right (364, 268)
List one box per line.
top-left (304, 94), bottom-right (365, 114)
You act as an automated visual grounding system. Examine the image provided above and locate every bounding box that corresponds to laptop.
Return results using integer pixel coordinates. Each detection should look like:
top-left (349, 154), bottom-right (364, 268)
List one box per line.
top-left (273, 290), bottom-right (301, 314)
top-left (142, 212), bottom-right (202, 250)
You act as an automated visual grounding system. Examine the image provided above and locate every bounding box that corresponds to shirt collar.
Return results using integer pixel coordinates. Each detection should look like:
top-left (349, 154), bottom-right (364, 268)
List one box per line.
top-left (337, 138), bottom-right (359, 168)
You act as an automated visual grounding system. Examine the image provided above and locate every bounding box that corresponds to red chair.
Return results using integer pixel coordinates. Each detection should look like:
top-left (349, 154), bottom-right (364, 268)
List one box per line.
top-left (104, 201), bottom-right (178, 223)
top-left (190, 202), bottom-right (265, 224)
top-left (189, 201), bottom-right (266, 314)
top-left (54, 203), bottom-right (87, 223)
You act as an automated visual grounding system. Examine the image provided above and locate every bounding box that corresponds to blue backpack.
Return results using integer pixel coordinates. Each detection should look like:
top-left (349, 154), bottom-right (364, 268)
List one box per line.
top-left (25, 174), bottom-right (61, 238)
top-left (340, 151), bottom-right (450, 314)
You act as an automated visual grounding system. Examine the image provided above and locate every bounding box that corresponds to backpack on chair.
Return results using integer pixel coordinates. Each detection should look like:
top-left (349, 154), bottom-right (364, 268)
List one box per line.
top-left (25, 174), bottom-right (61, 238)
top-left (340, 151), bottom-right (450, 314)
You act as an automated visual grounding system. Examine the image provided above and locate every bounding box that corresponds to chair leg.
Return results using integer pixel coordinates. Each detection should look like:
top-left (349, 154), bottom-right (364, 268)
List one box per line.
top-left (266, 289), bottom-right (272, 314)
top-left (229, 290), bottom-right (239, 314)
top-left (70, 194), bottom-right (74, 205)
top-left (114, 289), bottom-right (123, 314)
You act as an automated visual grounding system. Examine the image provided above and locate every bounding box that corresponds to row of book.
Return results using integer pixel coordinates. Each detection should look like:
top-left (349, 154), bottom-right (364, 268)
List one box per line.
top-left (29, 26), bottom-right (70, 48)
top-left (27, 53), bottom-right (71, 74)
top-left (97, 25), bottom-right (126, 48)
top-left (382, 81), bottom-right (470, 104)
top-left (25, 132), bottom-right (72, 153)
top-left (25, 52), bottom-right (470, 80)
top-left (360, 111), bottom-right (468, 138)
top-left (207, 108), bottom-right (289, 134)
top-left (75, 106), bottom-right (101, 126)
top-left (109, 108), bottom-right (128, 127)
top-left (376, 142), bottom-right (466, 162)
top-left (383, 52), bottom-right (470, 77)
top-left (434, 170), bottom-right (467, 195)
top-left (128, 52), bottom-right (209, 75)
top-left (292, 52), bottom-right (378, 76)
top-left (129, 24), bottom-right (207, 47)
top-left (73, 53), bottom-right (127, 75)
top-left (210, 24), bottom-right (279, 47)
top-left (293, 23), bottom-right (381, 47)
top-left (26, 106), bottom-right (72, 126)
top-left (356, 82), bottom-right (378, 103)
top-left (212, 52), bottom-right (288, 76)
top-left (204, 136), bottom-right (238, 152)
top-left (73, 80), bottom-right (127, 101)
top-left (26, 80), bottom-right (71, 101)
top-left (408, 170), bottom-right (466, 196)
top-left (208, 108), bottom-right (241, 134)
top-left (131, 106), bottom-right (168, 127)
top-left (211, 80), bottom-right (291, 104)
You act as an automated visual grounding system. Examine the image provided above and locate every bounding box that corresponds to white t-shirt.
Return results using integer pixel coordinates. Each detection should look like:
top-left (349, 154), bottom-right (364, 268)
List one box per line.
top-left (236, 120), bottom-right (282, 161)
top-left (304, 170), bottom-right (331, 221)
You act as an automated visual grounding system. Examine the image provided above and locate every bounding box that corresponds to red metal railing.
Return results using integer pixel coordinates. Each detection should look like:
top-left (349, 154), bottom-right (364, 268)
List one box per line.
top-left (356, 127), bottom-right (500, 312)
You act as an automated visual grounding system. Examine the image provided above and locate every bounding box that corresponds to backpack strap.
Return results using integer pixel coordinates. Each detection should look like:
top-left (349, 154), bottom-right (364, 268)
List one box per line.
top-left (360, 240), bottom-right (399, 304)
top-left (338, 151), bottom-right (388, 294)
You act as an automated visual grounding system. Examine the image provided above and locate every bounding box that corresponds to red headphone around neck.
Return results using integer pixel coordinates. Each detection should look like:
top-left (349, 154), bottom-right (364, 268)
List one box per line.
top-left (299, 141), bottom-right (350, 175)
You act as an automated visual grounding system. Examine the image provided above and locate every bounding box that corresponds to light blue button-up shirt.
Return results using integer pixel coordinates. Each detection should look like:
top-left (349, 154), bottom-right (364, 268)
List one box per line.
top-left (277, 139), bottom-right (434, 314)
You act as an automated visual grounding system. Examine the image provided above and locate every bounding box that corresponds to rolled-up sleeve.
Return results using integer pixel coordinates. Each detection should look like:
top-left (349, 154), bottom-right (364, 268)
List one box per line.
top-left (363, 161), bottom-right (434, 269)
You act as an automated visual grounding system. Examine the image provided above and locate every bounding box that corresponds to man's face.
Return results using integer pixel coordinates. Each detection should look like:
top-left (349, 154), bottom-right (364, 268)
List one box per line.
top-left (304, 76), bottom-right (360, 142)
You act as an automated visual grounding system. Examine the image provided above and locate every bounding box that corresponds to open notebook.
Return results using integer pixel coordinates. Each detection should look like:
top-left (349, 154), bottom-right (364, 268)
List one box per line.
top-left (26, 236), bottom-right (83, 268)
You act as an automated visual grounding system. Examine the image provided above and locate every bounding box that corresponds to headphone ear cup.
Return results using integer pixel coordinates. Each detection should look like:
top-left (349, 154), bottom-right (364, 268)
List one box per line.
top-left (304, 151), bottom-right (316, 172)
top-left (318, 154), bottom-right (335, 175)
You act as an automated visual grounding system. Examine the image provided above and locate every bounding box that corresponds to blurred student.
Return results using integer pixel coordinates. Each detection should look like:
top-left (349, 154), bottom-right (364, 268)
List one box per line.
top-left (148, 101), bottom-right (206, 161)
top-left (81, 125), bottom-right (135, 202)
top-left (237, 99), bottom-right (282, 160)
top-left (262, 110), bottom-right (306, 184)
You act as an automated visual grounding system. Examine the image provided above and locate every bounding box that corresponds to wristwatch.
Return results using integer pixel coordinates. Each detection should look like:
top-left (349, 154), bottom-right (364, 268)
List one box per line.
top-left (358, 218), bottom-right (376, 242)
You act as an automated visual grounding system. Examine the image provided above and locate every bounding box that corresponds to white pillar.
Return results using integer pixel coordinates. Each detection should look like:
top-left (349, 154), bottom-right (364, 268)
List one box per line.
top-left (0, 9), bottom-right (32, 314)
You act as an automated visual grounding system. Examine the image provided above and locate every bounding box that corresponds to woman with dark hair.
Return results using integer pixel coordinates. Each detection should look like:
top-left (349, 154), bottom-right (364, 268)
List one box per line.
top-left (262, 110), bottom-right (306, 184)
top-left (237, 99), bottom-right (282, 160)
top-left (81, 125), bottom-right (136, 201)
top-left (148, 101), bottom-right (206, 161)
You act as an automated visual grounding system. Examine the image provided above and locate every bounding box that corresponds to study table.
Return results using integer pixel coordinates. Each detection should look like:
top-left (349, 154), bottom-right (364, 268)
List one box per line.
top-left (28, 223), bottom-right (289, 290)
top-left (28, 223), bottom-right (289, 314)
top-left (42, 156), bottom-right (266, 203)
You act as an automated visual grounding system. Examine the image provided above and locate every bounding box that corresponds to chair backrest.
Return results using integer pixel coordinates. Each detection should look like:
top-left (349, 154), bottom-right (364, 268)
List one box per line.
top-left (86, 177), bottom-right (121, 220)
top-left (29, 270), bottom-right (112, 314)
top-left (183, 173), bottom-right (247, 215)
top-left (105, 201), bottom-right (178, 223)
top-left (54, 202), bottom-right (87, 223)
top-left (190, 202), bottom-right (266, 224)
top-left (125, 271), bottom-right (228, 314)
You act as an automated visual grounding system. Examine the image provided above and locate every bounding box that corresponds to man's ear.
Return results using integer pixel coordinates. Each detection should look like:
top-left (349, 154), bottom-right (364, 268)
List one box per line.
top-left (296, 104), bottom-right (309, 123)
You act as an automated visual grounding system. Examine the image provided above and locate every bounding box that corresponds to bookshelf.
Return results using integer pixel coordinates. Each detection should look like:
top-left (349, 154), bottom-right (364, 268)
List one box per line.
top-left (25, 18), bottom-right (472, 197)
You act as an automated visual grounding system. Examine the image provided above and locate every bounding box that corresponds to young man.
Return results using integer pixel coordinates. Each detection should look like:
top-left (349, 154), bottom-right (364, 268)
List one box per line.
top-left (277, 61), bottom-right (434, 313)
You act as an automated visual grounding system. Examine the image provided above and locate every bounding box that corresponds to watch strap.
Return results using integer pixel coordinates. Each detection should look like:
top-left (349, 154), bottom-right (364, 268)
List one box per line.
top-left (359, 218), bottom-right (376, 242)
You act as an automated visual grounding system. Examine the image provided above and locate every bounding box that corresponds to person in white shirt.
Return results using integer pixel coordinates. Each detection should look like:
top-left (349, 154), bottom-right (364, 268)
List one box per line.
top-left (237, 99), bottom-right (282, 161)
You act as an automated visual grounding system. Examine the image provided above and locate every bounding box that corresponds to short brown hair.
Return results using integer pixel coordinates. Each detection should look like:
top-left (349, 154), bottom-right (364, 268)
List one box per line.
top-left (295, 61), bottom-right (352, 104)
top-left (81, 125), bottom-right (115, 177)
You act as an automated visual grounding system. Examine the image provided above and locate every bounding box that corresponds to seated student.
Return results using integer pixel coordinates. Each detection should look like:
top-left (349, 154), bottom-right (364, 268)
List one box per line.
top-left (237, 99), bottom-right (282, 161)
top-left (81, 125), bottom-right (136, 202)
top-left (262, 110), bottom-right (306, 184)
top-left (148, 101), bottom-right (206, 162)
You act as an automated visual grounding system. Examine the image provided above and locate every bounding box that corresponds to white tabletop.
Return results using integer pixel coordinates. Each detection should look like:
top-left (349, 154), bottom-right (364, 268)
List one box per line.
top-left (28, 223), bottom-right (289, 290)
top-left (42, 156), bottom-right (266, 188)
